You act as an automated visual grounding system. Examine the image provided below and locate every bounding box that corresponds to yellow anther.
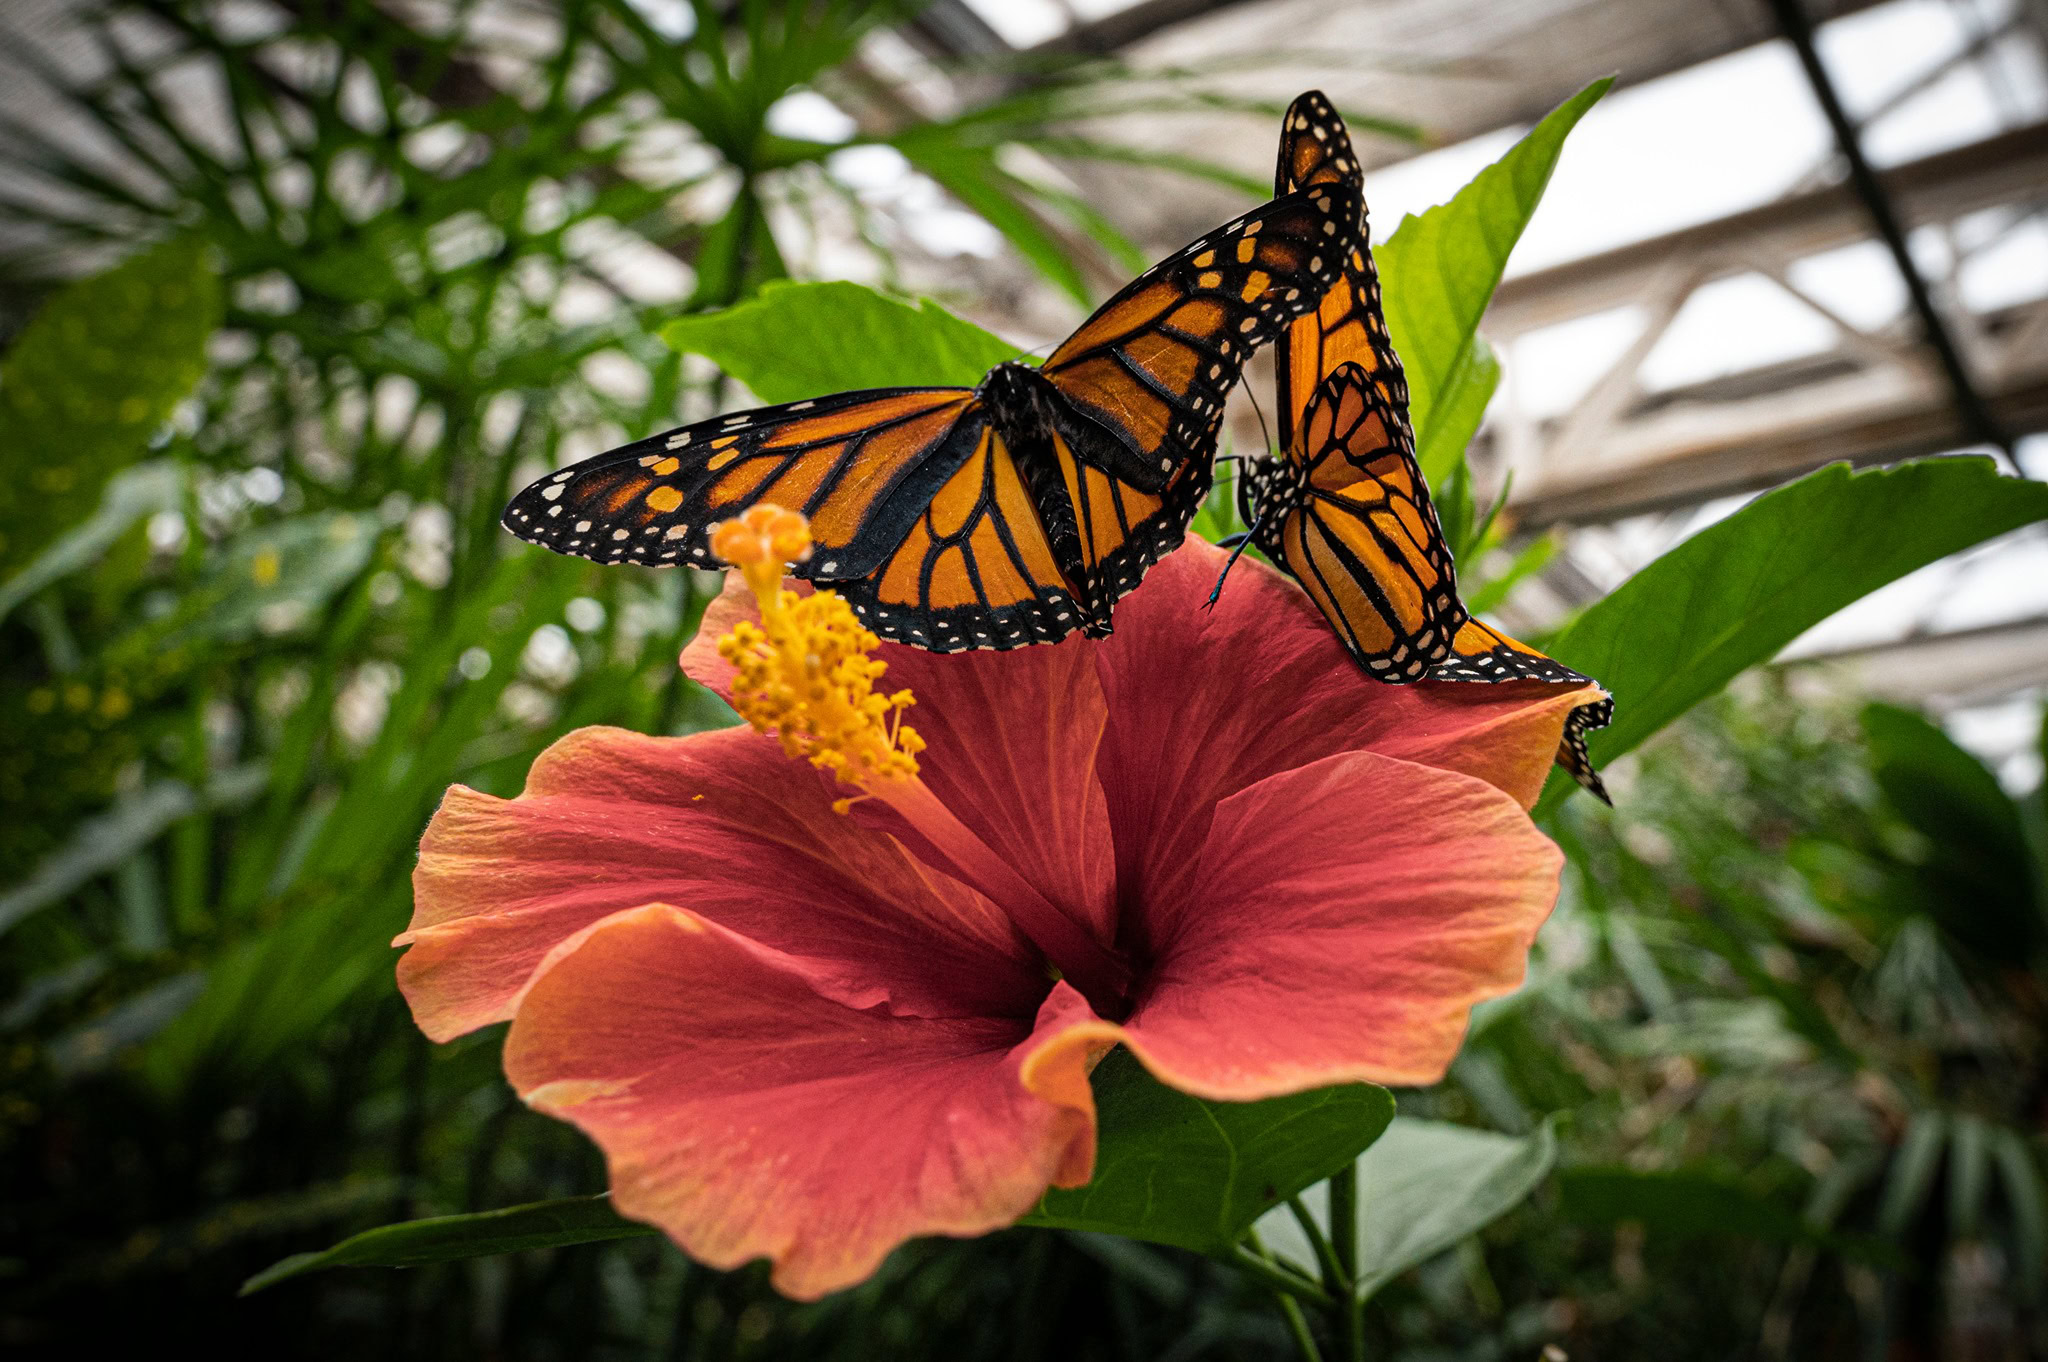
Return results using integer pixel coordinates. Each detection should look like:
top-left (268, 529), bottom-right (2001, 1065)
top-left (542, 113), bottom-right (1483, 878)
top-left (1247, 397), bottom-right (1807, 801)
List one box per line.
top-left (712, 505), bottom-right (923, 795)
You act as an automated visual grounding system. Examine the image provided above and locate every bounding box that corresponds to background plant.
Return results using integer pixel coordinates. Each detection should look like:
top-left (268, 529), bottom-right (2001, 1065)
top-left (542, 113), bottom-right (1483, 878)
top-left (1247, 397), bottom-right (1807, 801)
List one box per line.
top-left (2, 3), bottom-right (2043, 1359)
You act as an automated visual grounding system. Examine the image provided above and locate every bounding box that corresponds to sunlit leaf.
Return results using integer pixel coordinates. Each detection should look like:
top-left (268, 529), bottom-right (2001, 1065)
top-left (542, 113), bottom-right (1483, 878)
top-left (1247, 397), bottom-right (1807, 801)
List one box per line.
top-left (661, 279), bottom-right (1023, 403)
top-left (240, 1195), bottom-right (655, 1295)
top-left (1022, 1048), bottom-right (1396, 1253)
top-left (1377, 80), bottom-right (1608, 482)
top-left (1421, 335), bottom-right (1501, 496)
top-left (1538, 458), bottom-right (2048, 813)
top-left (1256, 1116), bottom-right (1557, 1300)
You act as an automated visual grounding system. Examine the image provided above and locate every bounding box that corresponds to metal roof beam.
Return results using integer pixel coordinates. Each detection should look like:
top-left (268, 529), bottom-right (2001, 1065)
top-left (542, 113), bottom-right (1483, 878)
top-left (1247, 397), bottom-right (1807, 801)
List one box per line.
top-left (1766, 0), bottom-right (2013, 456)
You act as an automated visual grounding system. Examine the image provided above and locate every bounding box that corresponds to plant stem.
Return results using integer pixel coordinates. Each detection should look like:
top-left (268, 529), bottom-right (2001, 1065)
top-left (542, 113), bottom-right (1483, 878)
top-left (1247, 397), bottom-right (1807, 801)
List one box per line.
top-left (1227, 1243), bottom-right (1335, 1309)
top-left (1243, 1230), bottom-right (1329, 1362)
top-left (1330, 1164), bottom-right (1365, 1362)
top-left (1275, 1290), bottom-right (1326, 1362)
top-left (1289, 1194), bottom-right (1346, 1295)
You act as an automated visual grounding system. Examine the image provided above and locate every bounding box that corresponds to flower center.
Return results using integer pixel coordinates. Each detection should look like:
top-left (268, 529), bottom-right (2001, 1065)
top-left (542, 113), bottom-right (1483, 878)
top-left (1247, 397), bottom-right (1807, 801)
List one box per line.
top-left (711, 506), bottom-right (925, 798)
top-left (710, 505), bottom-right (1133, 1013)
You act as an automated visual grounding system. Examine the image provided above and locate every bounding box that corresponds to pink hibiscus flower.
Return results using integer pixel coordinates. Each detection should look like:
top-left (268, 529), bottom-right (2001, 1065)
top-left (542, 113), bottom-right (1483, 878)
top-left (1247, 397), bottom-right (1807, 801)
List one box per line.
top-left (395, 508), bottom-right (1598, 1300)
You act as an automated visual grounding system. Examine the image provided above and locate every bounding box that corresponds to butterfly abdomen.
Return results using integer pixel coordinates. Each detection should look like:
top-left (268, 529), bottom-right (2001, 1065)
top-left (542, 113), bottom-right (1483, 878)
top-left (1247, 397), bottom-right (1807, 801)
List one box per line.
top-left (980, 363), bottom-right (1112, 634)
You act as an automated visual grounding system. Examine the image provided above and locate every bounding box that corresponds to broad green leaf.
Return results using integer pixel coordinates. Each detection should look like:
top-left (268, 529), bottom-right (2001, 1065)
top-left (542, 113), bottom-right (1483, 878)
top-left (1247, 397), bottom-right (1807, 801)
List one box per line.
top-left (240, 1195), bottom-right (655, 1295)
top-left (1256, 1116), bottom-right (1557, 1300)
top-left (1377, 80), bottom-right (1607, 482)
top-left (1539, 458), bottom-right (2048, 813)
top-left (0, 237), bottom-right (221, 577)
top-left (1022, 1048), bottom-right (1396, 1253)
top-left (1421, 334), bottom-right (1501, 493)
top-left (661, 279), bottom-right (1022, 403)
top-left (1862, 702), bottom-right (2042, 960)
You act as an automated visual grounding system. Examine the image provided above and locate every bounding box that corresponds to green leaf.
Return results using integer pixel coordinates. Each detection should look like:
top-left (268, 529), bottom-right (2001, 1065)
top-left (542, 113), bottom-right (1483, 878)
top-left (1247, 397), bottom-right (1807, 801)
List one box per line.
top-left (1558, 1165), bottom-right (1903, 1266)
top-left (681, 183), bottom-right (788, 312)
top-left (660, 279), bottom-right (1023, 403)
top-left (1419, 334), bottom-right (1501, 492)
top-left (1990, 1126), bottom-right (2047, 1290)
top-left (0, 459), bottom-right (184, 624)
top-left (239, 1195), bottom-right (655, 1295)
top-left (1559, 1166), bottom-right (1813, 1243)
top-left (898, 140), bottom-right (1092, 307)
top-left (165, 512), bottom-right (382, 647)
top-left (1879, 1110), bottom-right (1948, 1237)
top-left (1464, 530), bottom-right (1558, 617)
top-left (1377, 80), bottom-right (1607, 483)
top-left (0, 236), bottom-right (221, 578)
top-left (1862, 702), bottom-right (2043, 960)
top-left (0, 766), bottom-right (267, 937)
top-left (1256, 1116), bottom-right (1557, 1301)
top-left (1538, 458), bottom-right (2048, 814)
top-left (1021, 1048), bottom-right (1396, 1253)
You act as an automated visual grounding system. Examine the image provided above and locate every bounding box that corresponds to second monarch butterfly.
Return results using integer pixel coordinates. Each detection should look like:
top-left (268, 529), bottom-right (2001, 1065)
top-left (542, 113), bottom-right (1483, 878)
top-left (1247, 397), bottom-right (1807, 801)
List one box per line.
top-left (503, 177), bottom-right (1365, 653)
top-left (1235, 90), bottom-right (1614, 801)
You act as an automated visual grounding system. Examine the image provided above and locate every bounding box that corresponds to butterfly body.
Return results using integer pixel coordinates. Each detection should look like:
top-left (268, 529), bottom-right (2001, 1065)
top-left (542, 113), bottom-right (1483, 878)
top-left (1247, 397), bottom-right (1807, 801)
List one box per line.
top-left (505, 177), bottom-right (1363, 653)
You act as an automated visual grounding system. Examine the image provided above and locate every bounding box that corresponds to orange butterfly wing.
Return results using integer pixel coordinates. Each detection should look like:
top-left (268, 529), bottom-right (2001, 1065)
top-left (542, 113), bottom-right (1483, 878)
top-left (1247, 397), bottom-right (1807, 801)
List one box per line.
top-left (1245, 90), bottom-right (1614, 798)
top-left (1271, 91), bottom-right (1410, 454)
top-left (503, 388), bottom-right (978, 577)
top-left (503, 166), bottom-right (1365, 654)
top-left (834, 422), bottom-right (1209, 652)
top-left (1435, 619), bottom-right (1615, 803)
top-left (1253, 363), bottom-right (1462, 679)
top-left (1042, 180), bottom-right (1364, 494)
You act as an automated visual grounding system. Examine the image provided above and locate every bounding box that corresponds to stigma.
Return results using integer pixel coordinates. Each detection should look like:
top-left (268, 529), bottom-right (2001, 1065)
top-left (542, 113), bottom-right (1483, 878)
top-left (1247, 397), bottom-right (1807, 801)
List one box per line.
top-left (710, 505), bottom-right (924, 791)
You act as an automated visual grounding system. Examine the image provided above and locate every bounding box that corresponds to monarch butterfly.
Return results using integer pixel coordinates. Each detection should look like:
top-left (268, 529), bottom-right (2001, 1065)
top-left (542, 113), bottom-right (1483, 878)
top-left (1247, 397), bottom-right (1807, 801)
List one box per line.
top-left (503, 178), bottom-right (1364, 653)
top-left (1237, 90), bottom-right (1613, 800)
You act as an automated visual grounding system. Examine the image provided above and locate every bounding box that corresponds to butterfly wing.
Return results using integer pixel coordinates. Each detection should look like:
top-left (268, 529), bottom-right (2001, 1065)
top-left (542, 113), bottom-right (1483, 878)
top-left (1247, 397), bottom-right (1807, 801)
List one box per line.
top-left (1431, 618), bottom-right (1614, 803)
top-left (1263, 91), bottom-right (1614, 799)
top-left (1272, 91), bottom-right (1409, 453)
top-left (502, 387), bottom-right (980, 579)
top-left (1256, 364), bottom-right (1462, 680)
top-left (1042, 178), bottom-right (1364, 494)
top-left (833, 420), bottom-right (1203, 652)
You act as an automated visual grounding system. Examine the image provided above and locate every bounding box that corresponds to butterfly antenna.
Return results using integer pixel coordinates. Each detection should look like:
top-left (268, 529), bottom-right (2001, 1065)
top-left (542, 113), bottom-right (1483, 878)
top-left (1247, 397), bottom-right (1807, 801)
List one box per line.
top-left (1244, 381), bottom-right (1276, 458)
top-left (1204, 506), bottom-right (1267, 611)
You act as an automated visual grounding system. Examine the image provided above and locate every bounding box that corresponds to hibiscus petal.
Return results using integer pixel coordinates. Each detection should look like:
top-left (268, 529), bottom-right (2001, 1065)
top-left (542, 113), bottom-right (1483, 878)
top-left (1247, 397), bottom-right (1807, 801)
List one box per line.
top-left (504, 903), bottom-right (1112, 1300)
top-left (1093, 536), bottom-right (1594, 918)
top-left (1116, 749), bottom-right (1563, 1096)
top-left (399, 725), bottom-right (1044, 1041)
top-left (683, 573), bottom-right (1118, 945)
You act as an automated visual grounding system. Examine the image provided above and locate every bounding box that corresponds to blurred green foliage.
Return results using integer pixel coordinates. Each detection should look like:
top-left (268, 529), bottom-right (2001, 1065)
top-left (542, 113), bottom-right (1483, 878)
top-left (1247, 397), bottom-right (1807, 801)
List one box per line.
top-left (1, 2), bottom-right (2044, 1360)
top-left (0, 236), bottom-right (220, 577)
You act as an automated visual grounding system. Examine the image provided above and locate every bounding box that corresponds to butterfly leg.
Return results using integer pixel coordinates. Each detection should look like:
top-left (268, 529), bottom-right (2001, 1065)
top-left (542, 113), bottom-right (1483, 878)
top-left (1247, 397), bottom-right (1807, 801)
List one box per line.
top-left (1212, 532), bottom-right (1249, 549)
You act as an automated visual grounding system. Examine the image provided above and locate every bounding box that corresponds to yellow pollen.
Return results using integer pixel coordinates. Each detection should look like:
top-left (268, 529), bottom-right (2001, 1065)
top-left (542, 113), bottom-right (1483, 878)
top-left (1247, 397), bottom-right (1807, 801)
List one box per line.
top-left (711, 505), bottom-right (923, 794)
